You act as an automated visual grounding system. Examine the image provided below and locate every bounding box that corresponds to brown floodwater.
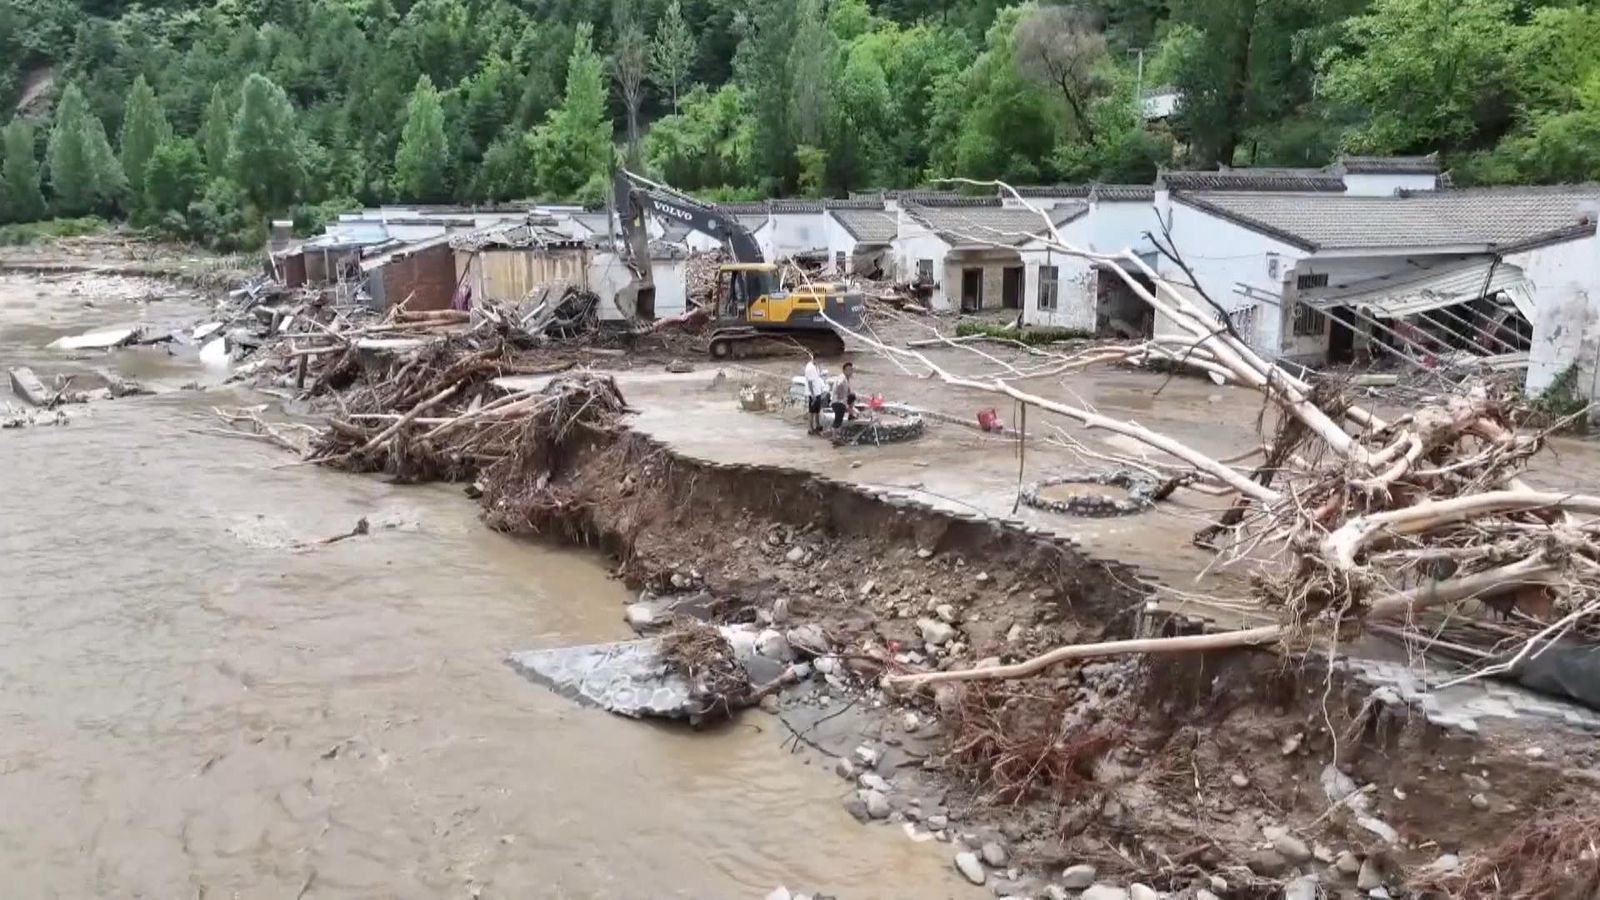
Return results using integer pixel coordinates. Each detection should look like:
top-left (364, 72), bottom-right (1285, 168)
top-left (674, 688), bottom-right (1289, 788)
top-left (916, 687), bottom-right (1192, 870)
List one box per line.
top-left (0, 274), bottom-right (978, 899)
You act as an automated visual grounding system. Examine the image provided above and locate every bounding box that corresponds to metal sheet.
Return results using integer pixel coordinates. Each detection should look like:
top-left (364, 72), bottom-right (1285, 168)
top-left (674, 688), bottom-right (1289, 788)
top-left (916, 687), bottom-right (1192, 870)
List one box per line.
top-left (1301, 258), bottom-right (1532, 319)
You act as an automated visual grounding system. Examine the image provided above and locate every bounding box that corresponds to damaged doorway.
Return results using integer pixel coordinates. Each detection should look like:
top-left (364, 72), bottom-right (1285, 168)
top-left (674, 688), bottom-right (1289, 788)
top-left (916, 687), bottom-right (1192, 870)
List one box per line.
top-left (1001, 266), bottom-right (1024, 309)
top-left (961, 268), bottom-right (984, 312)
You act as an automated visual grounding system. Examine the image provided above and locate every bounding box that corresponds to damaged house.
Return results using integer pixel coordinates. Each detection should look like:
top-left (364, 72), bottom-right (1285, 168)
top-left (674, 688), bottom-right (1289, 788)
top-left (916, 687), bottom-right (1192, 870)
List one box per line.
top-left (1155, 174), bottom-right (1600, 397)
top-left (893, 197), bottom-right (1088, 313)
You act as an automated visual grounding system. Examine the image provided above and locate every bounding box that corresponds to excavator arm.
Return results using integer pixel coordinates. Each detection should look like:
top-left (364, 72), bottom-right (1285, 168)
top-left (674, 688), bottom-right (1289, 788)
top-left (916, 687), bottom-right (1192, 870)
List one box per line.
top-left (612, 168), bottom-right (764, 271)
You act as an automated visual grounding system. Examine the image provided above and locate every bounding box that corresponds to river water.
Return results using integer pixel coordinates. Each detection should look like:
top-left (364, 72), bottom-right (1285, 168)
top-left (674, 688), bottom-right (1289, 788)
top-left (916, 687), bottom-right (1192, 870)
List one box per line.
top-left (0, 274), bottom-right (975, 899)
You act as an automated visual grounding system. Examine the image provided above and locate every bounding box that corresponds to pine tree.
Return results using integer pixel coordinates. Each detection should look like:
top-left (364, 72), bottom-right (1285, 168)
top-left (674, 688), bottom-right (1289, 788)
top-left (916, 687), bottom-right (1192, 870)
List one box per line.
top-left (650, 0), bottom-right (696, 114)
top-left (200, 85), bottom-right (234, 178)
top-left (46, 83), bottom-right (124, 216)
top-left (144, 137), bottom-right (205, 220)
top-left (118, 75), bottom-right (171, 206)
top-left (393, 75), bottom-right (449, 202)
top-left (531, 23), bottom-right (611, 199)
top-left (1, 119), bottom-right (48, 223)
top-left (230, 74), bottom-right (303, 213)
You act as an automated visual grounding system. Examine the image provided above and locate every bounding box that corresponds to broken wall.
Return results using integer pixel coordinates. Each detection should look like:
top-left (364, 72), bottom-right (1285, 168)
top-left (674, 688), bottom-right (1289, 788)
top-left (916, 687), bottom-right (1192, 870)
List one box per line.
top-left (1513, 234), bottom-right (1600, 400)
top-left (372, 242), bottom-right (457, 311)
top-left (1160, 198), bottom-right (1304, 353)
top-left (457, 247), bottom-right (589, 306)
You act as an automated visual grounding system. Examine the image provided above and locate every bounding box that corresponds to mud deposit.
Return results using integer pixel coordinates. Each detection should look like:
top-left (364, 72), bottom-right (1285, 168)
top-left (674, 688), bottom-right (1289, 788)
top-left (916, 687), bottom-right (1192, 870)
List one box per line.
top-left (0, 274), bottom-right (978, 899)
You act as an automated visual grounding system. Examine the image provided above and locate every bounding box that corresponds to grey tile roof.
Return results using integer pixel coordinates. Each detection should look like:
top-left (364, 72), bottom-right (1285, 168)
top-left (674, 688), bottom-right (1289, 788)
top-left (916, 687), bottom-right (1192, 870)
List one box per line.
top-left (907, 203), bottom-right (1087, 246)
top-left (824, 197), bottom-right (886, 210)
top-left (770, 199), bottom-right (824, 213)
top-left (572, 212), bottom-right (613, 234)
top-left (830, 208), bottom-right (898, 244)
top-left (1177, 187), bottom-right (1600, 252)
top-left (1012, 184), bottom-right (1155, 201)
top-left (1160, 168), bottom-right (1346, 193)
top-left (1338, 154), bottom-right (1440, 175)
top-left (719, 201), bottom-right (769, 215)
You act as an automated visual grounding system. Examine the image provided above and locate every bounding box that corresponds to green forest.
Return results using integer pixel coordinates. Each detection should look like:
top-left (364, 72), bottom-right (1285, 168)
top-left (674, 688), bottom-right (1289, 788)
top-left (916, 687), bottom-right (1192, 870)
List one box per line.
top-left (2, 0), bottom-right (1599, 249)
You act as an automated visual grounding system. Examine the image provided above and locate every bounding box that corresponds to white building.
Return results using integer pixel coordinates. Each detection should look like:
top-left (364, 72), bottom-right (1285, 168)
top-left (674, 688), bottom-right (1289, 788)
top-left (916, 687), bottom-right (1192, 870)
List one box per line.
top-left (891, 201), bottom-right (1087, 313)
top-left (1331, 154), bottom-right (1441, 197)
top-left (1155, 179), bottom-right (1600, 398)
top-left (824, 201), bottom-right (898, 276)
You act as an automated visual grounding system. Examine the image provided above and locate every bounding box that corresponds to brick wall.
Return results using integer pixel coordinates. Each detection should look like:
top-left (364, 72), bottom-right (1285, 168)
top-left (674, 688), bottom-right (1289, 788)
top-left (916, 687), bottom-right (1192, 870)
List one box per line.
top-left (380, 243), bottom-right (457, 311)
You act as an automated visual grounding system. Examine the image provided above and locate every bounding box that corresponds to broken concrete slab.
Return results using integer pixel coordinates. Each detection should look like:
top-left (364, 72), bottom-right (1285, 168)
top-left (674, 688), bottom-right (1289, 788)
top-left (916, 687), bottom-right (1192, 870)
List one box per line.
top-left (48, 326), bottom-right (141, 351)
top-left (8, 367), bottom-right (49, 406)
top-left (507, 639), bottom-right (696, 720)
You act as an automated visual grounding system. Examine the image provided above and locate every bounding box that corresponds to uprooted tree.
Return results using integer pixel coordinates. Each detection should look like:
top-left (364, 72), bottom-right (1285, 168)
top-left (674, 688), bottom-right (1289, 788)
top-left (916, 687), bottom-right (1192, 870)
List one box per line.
top-left (816, 183), bottom-right (1598, 689)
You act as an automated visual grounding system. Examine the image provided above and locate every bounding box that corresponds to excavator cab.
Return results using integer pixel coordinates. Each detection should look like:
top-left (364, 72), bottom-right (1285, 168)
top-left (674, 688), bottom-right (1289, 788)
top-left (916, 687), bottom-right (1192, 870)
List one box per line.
top-left (715, 264), bottom-right (781, 320)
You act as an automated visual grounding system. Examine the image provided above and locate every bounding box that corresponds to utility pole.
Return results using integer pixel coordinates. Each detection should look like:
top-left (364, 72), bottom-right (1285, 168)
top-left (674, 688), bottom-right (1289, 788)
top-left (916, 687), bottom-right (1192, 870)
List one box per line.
top-left (1130, 47), bottom-right (1145, 126)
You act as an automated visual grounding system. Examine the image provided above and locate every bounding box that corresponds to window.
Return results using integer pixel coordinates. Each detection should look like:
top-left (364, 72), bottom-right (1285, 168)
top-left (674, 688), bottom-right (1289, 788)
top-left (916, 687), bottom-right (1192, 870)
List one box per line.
top-left (1296, 272), bottom-right (1329, 290)
top-left (835, 251), bottom-right (846, 273)
top-left (1292, 301), bottom-right (1327, 336)
top-left (916, 258), bottom-right (934, 283)
top-left (1038, 265), bottom-right (1059, 310)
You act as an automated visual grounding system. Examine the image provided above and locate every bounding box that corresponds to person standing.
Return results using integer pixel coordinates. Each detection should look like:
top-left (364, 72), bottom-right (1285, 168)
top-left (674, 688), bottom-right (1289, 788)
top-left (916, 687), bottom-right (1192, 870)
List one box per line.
top-left (804, 357), bottom-right (828, 434)
top-left (829, 362), bottom-right (857, 430)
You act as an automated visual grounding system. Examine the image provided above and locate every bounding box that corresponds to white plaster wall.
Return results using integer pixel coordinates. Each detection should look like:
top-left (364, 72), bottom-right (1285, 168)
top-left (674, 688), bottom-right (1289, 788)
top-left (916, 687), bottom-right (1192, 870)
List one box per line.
top-left (1162, 200), bottom-right (1304, 354)
top-left (649, 258), bottom-right (688, 318)
top-left (1508, 235), bottom-right (1600, 398)
top-left (1088, 200), bottom-right (1160, 257)
top-left (1020, 244), bottom-right (1096, 330)
top-left (587, 251), bottom-right (639, 321)
top-left (767, 212), bottom-right (829, 258)
top-left (1342, 173), bottom-right (1437, 197)
top-left (752, 220), bottom-right (776, 261)
top-left (823, 214), bottom-right (858, 273)
top-left (892, 215), bottom-right (954, 310)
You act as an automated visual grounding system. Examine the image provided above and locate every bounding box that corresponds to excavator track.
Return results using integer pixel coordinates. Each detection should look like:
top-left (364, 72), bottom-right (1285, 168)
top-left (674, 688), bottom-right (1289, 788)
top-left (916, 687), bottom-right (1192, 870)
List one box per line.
top-left (706, 327), bottom-right (846, 360)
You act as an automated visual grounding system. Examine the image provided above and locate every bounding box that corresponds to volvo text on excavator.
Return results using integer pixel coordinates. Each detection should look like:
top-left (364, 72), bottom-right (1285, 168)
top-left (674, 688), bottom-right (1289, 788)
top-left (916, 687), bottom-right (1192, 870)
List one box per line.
top-left (613, 169), bottom-right (863, 358)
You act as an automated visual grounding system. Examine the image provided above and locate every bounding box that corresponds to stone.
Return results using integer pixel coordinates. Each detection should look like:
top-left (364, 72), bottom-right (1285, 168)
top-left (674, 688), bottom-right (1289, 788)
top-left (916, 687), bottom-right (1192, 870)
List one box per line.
top-left (975, 571), bottom-right (990, 584)
top-left (1196, 892), bottom-right (1220, 900)
top-left (1524, 746), bottom-right (1546, 759)
top-left (1274, 833), bottom-right (1313, 863)
top-left (854, 745), bottom-right (882, 768)
top-left (935, 603), bottom-right (959, 624)
top-left (1230, 772), bottom-right (1251, 788)
top-left (1422, 854), bottom-right (1460, 876)
top-left (954, 851), bottom-right (986, 885)
top-left (1335, 851), bottom-right (1361, 876)
top-left (1357, 858), bottom-right (1384, 890)
top-left (1469, 792), bottom-right (1490, 811)
top-left (624, 602), bottom-right (659, 630)
top-left (834, 757), bottom-right (856, 781)
top-left (758, 694), bottom-right (780, 712)
top-left (770, 596), bottom-right (793, 624)
top-left (862, 789), bottom-right (891, 819)
top-left (786, 623), bottom-right (828, 655)
top-left (1284, 875), bottom-right (1319, 900)
top-left (1246, 849), bottom-right (1291, 878)
top-left (1043, 888), bottom-right (1070, 900)
top-left (843, 796), bottom-right (870, 822)
top-left (785, 546), bottom-right (807, 564)
top-left (981, 841), bottom-right (1007, 867)
top-left (765, 888), bottom-right (792, 900)
top-left (1059, 864), bottom-right (1097, 889)
top-left (1006, 623), bottom-right (1024, 643)
top-left (926, 814), bottom-right (949, 830)
top-left (859, 773), bottom-right (891, 793)
top-left (814, 656), bottom-right (838, 675)
top-left (1080, 886), bottom-right (1130, 900)
top-left (918, 617), bottom-right (956, 646)
top-left (1313, 843), bottom-right (1335, 864)
top-left (1461, 773), bottom-right (1492, 793)
top-left (1129, 884), bottom-right (1159, 900)
top-left (916, 548), bottom-right (934, 559)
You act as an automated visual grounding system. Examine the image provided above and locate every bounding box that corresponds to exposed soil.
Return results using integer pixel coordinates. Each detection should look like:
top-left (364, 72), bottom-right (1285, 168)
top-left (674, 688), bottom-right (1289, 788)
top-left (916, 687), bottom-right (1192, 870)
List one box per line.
top-left (472, 409), bottom-right (1600, 898)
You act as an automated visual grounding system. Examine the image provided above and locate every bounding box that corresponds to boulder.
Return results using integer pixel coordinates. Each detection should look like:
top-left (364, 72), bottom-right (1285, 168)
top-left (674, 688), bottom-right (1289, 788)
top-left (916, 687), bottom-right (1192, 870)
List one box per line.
top-left (953, 851), bottom-right (986, 885)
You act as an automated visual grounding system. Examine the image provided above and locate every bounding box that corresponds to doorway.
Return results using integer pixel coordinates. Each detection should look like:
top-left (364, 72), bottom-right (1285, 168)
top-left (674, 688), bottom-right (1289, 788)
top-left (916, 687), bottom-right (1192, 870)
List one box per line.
top-left (1001, 266), bottom-right (1023, 309)
top-left (1328, 306), bottom-right (1355, 364)
top-left (960, 268), bottom-right (983, 312)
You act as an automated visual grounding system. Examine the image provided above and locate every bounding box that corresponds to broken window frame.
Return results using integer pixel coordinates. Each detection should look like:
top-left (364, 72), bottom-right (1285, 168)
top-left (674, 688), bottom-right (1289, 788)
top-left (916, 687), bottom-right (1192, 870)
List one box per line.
top-left (1292, 301), bottom-right (1327, 337)
top-left (916, 258), bottom-right (934, 284)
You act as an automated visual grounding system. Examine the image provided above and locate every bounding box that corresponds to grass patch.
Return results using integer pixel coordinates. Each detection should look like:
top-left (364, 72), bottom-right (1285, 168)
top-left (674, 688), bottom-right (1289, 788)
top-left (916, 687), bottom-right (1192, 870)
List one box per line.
top-left (955, 320), bottom-right (1092, 345)
top-left (0, 217), bottom-right (108, 246)
top-left (1530, 363), bottom-right (1592, 433)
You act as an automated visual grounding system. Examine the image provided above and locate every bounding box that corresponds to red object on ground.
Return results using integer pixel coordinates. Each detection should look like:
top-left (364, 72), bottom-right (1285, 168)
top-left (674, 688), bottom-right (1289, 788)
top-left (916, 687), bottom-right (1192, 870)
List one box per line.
top-left (977, 408), bottom-right (1001, 432)
top-left (868, 394), bottom-right (885, 410)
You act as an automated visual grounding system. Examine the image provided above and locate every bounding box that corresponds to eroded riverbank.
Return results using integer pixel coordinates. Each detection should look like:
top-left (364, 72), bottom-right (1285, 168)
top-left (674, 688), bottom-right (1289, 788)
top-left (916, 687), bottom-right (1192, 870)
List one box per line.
top-left (0, 273), bottom-right (982, 899)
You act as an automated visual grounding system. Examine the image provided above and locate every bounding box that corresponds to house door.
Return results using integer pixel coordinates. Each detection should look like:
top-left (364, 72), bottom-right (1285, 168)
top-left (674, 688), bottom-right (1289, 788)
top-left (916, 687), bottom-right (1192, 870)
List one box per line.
top-left (1001, 266), bottom-right (1023, 309)
top-left (960, 268), bottom-right (983, 312)
top-left (1327, 306), bottom-right (1355, 364)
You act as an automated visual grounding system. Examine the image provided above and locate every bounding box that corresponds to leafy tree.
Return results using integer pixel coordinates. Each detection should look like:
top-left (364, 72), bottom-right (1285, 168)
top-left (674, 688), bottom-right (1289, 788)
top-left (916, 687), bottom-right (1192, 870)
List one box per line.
top-left (643, 83), bottom-right (755, 191)
top-left (787, 0), bottom-right (835, 149)
top-left (230, 73), bottom-right (302, 213)
top-left (474, 131), bottom-right (535, 201)
top-left (47, 82), bottom-right (124, 216)
top-left (143, 137), bottom-right (205, 223)
top-left (1, 119), bottom-right (47, 223)
top-left (825, 42), bottom-right (895, 192)
top-left (393, 74), bottom-right (449, 201)
top-left (199, 84), bottom-right (234, 178)
top-left (1320, 0), bottom-right (1513, 154)
top-left (1015, 4), bottom-right (1108, 142)
top-left (734, 0), bottom-right (799, 192)
top-left (530, 22), bottom-right (610, 199)
top-left (611, 5), bottom-right (649, 168)
top-left (650, 0), bottom-right (696, 114)
top-left (188, 176), bottom-right (264, 250)
top-left (926, 7), bottom-right (1059, 182)
top-left (118, 75), bottom-right (171, 213)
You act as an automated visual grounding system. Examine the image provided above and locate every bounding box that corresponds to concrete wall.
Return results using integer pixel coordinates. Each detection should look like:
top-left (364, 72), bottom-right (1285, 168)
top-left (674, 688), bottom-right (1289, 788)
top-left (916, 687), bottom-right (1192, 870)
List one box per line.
top-left (650, 257), bottom-right (689, 318)
top-left (944, 248), bottom-right (1024, 312)
top-left (1020, 245), bottom-right (1096, 330)
top-left (1508, 235), bottom-right (1600, 398)
top-left (823, 214), bottom-right (858, 274)
top-left (893, 218), bottom-right (956, 310)
top-left (456, 247), bottom-right (590, 306)
top-left (587, 251), bottom-right (640, 320)
top-left (1089, 200), bottom-right (1161, 257)
top-left (767, 212), bottom-right (829, 258)
top-left (1343, 173), bottom-right (1437, 197)
top-left (1161, 195), bottom-right (1304, 353)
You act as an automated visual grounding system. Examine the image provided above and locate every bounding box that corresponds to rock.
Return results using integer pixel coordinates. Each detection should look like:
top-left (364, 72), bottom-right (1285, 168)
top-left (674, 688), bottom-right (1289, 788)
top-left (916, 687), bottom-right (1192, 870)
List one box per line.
top-left (1357, 858), bottom-right (1384, 890)
top-left (1129, 884), bottom-right (1159, 900)
top-left (854, 745), bottom-right (882, 768)
top-left (1196, 892), bottom-right (1220, 900)
top-left (918, 617), bottom-right (956, 646)
top-left (1369, 889), bottom-right (1391, 899)
top-left (834, 757), bottom-right (856, 781)
top-left (1208, 876), bottom-right (1228, 894)
top-left (862, 789), bottom-right (891, 819)
top-left (843, 795), bottom-right (870, 822)
top-left (764, 888), bottom-right (792, 900)
top-left (814, 656), bottom-right (838, 675)
top-left (770, 596), bottom-right (793, 624)
top-left (934, 603), bottom-right (959, 624)
top-left (7, 367), bottom-right (50, 407)
top-left (1469, 792), bottom-right (1490, 811)
top-left (859, 772), bottom-right (891, 793)
top-left (786, 623), bottom-right (828, 655)
top-left (975, 571), bottom-right (990, 584)
top-left (1080, 886), bottom-right (1130, 900)
top-left (758, 694), bottom-right (780, 712)
top-left (1246, 849), bottom-right (1292, 878)
top-left (1043, 887), bottom-right (1070, 900)
top-left (916, 548), bottom-right (934, 559)
top-left (1060, 864), bottom-right (1097, 889)
top-left (1422, 854), bottom-right (1460, 876)
top-left (1274, 833), bottom-right (1313, 863)
top-left (624, 602), bottom-right (659, 630)
top-left (1335, 851), bottom-right (1361, 876)
top-left (1284, 875), bottom-right (1319, 900)
top-left (1525, 746), bottom-right (1545, 759)
top-left (1281, 732), bottom-right (1304, 755)
top-left (1313, 843), bottom-right (1335, 864)
top-left (1006, 623), bottom-right (1024, 643)
top-left (785, 546), bottom-right (807, 564)
top-left (755, 629), bottom-right (793, 661)
top-left (1462, 773), bottom-right (1492, 792)
top-left (981, 841), bottom-right (1007, 867)
top-left (953, 851), bottom-right (986, 885)
top-left (1230, 772), bottom-right (1251, 788)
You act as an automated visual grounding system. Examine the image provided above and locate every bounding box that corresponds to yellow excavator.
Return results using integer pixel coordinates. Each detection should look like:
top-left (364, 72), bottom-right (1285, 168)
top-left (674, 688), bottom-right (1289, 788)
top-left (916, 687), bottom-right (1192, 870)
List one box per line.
top-left (613, 169), bottom-right (863, 358)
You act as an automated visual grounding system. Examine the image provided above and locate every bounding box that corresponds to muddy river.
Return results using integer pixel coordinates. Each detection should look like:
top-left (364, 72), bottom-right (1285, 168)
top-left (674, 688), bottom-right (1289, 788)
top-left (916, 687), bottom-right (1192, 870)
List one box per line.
top-left (0, 274), bottom-right (975, 898)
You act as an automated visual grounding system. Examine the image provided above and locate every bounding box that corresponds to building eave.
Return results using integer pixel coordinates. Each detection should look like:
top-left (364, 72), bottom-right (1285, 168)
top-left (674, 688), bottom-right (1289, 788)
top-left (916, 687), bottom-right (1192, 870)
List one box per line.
top-left (1172, 193), bottom-right (1318, 252)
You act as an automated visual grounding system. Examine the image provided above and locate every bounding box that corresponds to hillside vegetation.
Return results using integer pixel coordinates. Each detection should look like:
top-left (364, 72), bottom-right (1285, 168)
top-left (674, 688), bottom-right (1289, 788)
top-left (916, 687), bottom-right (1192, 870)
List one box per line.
top-left (2, 0), bottom-right (1597, 247)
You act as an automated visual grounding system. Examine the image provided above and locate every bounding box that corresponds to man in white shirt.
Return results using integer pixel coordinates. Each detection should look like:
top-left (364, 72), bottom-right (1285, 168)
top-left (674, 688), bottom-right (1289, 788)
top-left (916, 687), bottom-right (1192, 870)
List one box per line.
top-left (829, 362), bottom-right (856, 429)
top-left (803, 358), bottom-right (828, 434)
